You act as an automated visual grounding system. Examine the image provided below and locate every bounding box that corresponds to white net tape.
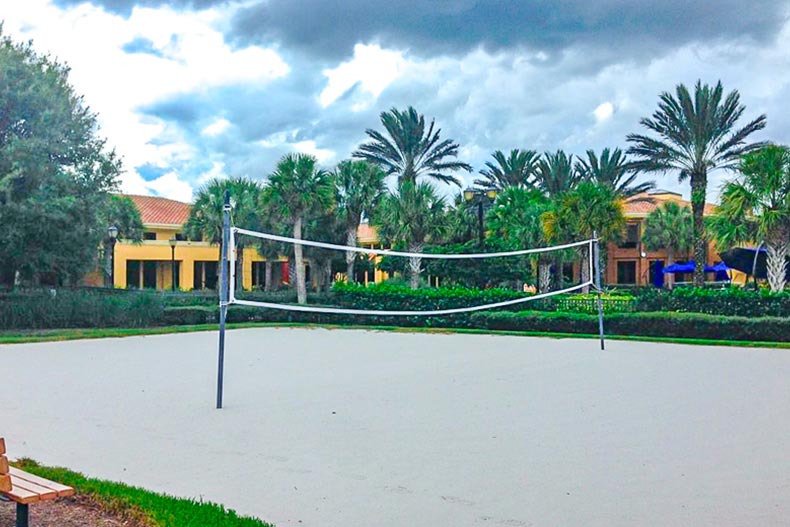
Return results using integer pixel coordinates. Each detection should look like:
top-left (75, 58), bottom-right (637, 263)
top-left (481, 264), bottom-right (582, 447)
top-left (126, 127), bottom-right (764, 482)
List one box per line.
top-left (228, 227), bottom-right (596, 316)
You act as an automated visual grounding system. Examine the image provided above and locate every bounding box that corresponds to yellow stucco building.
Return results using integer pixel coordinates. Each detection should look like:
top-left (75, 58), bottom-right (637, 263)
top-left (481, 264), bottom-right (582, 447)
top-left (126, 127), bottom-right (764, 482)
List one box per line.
top-left (108, 195), bottom-right (288, 291)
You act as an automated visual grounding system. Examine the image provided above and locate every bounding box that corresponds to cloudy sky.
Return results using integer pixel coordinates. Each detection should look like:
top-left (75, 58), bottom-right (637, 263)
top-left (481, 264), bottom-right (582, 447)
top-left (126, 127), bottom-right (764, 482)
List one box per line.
top-left (2, 0), bottom-right (790, 202)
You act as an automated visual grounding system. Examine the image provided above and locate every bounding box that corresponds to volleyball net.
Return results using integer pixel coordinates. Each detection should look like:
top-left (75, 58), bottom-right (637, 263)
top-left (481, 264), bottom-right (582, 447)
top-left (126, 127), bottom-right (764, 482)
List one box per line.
top-left (215, 191), bottom-right (605, 409)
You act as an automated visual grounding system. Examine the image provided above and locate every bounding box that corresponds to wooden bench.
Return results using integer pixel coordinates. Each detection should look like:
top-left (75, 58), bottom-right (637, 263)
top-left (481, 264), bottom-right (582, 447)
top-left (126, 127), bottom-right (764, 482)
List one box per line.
top-left (0, 438), bottom-right (75, 527)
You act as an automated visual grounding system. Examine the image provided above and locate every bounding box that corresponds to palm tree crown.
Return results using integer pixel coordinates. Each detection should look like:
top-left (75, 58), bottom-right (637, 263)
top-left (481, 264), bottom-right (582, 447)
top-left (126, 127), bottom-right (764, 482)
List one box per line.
top-left (533, 150), bottom-right (581, 197)
top-left (354, 106), bottom-right (472, 186)
top-left (575, 147), bottom-right (655, 199)
top-left (627, 80), bottom-right (766, 285)
top-left (474, 149), bottom-right (539, 190)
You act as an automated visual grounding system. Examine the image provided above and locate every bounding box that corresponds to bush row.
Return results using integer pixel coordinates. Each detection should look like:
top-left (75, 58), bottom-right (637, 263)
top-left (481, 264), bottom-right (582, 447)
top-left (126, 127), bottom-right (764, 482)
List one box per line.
top-left (0, 289), bottom-right (164, 329)
top-left (162, 305), bottom-right (790, 343)
top-left (632, 286), bottom-right (790, 317)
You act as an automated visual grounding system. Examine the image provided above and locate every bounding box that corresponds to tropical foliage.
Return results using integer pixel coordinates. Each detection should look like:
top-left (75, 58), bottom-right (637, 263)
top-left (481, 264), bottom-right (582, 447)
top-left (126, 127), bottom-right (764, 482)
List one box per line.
top-left (474, 149), bottom-right (539, 190)
top-left (710, 145), bottom-right (790, 292)
top-left (642, 201), bottom-right (694, 288)
top-left (354, 106), bottom-right (472, 186)
top-left (627, 80), bottom-right (767, 286)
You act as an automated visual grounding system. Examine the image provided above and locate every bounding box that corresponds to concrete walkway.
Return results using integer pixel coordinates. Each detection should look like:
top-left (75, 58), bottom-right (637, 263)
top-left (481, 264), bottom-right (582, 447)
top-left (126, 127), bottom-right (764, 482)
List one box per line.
top-left (2, 327), bottom-right (789, 526)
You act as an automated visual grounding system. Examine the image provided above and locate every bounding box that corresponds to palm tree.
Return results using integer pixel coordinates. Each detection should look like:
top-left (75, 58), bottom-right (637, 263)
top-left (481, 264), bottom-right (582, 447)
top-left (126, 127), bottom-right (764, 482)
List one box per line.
top-left (186, 177), bottom-right (261, 291)
top-left (373, 181), bottom-right (447, 289)
top-left (487, 187), bottom-right (552, 291)
top-left (627, 80), bottom-right (767, 286)
top-left (335, 159), bottom-right (387, 282)
top-left (541, 181), bottom-right (626, 292)
top-left (710, 145), bottom-right (790, 292)
top-left (474, 149), bottom-right (539, 190)
top-left (533, 150), bottom-right (581, 197)
top-left (642, 201), bottom-right (694, 289)
top-left (533, 150), bottom-right (582, 286)
top-left (353, 106), bottom-right (472, 187)
top-left (575, 147), bottom-right (656, 199)
top-left (266, 154), bottom-right (335, 304)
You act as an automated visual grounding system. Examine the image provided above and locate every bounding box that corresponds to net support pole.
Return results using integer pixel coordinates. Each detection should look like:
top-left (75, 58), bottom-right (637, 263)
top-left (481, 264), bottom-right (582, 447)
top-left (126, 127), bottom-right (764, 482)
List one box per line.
top-left (593, 230), bottom-right (605, 350)
top-left (216, 190), bottom-right (231, 409)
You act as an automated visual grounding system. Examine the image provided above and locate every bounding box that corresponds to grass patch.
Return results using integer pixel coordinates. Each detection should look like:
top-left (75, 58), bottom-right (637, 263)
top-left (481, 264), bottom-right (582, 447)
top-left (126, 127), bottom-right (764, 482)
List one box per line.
top-left (1, 321), bottom-right (789, 349)
top-left (12, 459), bottom-right (273, 527)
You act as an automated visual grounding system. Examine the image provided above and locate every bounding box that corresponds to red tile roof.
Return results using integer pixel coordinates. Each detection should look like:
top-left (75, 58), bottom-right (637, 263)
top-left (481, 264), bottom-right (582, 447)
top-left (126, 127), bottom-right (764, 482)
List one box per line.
top-left (125, 194), bottom-right (191, 226)
top-left (623, 192), bottom-right (716, 216)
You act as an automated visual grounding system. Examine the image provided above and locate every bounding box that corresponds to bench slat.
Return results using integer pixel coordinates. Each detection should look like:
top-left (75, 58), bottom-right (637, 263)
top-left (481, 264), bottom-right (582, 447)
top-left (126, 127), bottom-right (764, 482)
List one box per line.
top-left (10, 478), bottom-right (58, 502)
top-left (8, 468), bottom-right (74, 497)
top-left (0, 455), bottom-right (8, 475)
top-left (5, 481), bottom-right (41, 504)
top-left (0, 474), bottom-right (10, 493)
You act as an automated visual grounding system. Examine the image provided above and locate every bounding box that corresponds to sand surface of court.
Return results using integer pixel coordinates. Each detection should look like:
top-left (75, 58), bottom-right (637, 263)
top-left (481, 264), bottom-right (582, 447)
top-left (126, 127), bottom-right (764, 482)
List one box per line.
top-left (2, 327), bottom-right (790, 526)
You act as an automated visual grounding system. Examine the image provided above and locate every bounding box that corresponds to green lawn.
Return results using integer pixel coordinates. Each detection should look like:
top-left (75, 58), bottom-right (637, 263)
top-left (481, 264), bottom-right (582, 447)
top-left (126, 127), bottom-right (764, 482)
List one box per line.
top-left (1, 321), bottom-right (789, 349)
top-left (13, 459), bottom-right (273, 527)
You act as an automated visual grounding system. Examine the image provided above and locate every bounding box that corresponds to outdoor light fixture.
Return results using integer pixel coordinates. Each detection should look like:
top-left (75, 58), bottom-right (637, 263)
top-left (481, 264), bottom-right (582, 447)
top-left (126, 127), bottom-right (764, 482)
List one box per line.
top-left (169, 237), bottom-right (178, 291)
top-left (108, 225), bottom-right (119, 288)
top-left (463, 188), bottom-right (498, 248)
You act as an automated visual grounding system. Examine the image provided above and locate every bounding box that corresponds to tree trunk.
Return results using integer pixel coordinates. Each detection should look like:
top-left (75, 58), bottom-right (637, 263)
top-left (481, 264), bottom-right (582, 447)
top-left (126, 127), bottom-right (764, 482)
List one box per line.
top-left (346, 227), bottom-right (357, 283)
top-left (538, 260), bottom-right (551, 293)
top-left (294, 217), bottom-right (307, 304)
top-left (264, 261), bottom-right (273, 292)
top-left (691, 172), bottom-right (708, 287)
top-left (580, 248), bottom-right (590, 294)
top-left (666, 248), bottom-right (675, 289)
top-left (766, 242), bottom-right (788, 293)
top-left (554, 254), bottom-right (564, 289)
top-left (408, 243), bottom-right (422, 290)
top-left (751, 241), bottom-right (763, 290)
top-left (324, 259), bottom-right (333, 292)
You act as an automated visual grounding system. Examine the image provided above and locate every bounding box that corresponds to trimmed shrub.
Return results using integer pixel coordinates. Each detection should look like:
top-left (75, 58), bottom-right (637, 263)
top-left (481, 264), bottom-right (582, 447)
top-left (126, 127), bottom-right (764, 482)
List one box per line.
top-left (633, 286), bottom-right (790, 317)
top-left (0, 289), bottom-right (164, 329)
top-left (473, 310), bottom-right (790, 342)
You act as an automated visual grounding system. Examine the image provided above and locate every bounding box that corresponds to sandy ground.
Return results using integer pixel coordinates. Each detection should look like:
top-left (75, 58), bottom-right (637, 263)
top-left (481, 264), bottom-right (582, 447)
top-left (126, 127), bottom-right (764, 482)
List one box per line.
top-left (1, 327), bottom-right (790, 527)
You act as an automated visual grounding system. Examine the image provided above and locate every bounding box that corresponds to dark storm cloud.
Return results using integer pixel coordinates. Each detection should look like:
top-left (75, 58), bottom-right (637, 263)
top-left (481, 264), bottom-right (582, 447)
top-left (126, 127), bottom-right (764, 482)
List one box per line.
top-left (54, 0), bottom-right (788, 60)
top-left (231, 0), bottom-right (786, 59)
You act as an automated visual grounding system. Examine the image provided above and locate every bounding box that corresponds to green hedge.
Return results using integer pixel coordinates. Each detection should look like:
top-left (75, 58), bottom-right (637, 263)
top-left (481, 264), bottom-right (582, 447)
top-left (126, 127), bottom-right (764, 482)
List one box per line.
top-left (0, 289), bottom-right (165, 329)
top-left (330, 282), bottom-right (634, 313)
top-left (472, 310), bottom-right (790, 342)
top-left (162, 306), bottom-right (790, 343)
top-left (633, 286), bottom-right (790, 317)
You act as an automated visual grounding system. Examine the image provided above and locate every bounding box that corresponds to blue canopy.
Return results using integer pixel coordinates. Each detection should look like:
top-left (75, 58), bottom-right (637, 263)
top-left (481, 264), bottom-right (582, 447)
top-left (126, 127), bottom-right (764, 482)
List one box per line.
top-left (663, 261), bottom-right (730, 274)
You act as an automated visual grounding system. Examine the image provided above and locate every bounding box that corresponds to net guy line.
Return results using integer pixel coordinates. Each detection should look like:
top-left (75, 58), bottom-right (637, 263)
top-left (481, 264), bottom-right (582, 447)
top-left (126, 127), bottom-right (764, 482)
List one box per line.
top-left (216, 192), bottom-right (606, 409)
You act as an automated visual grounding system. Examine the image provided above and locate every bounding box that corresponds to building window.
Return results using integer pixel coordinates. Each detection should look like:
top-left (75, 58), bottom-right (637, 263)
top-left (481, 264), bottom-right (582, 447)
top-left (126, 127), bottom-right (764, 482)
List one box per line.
top-left (143, 232), bottom-right (157, 240)
top-left (126, 260), bottom-right (141, 288)
top-left (617, 261), bottom-right (637, 284)
top-left (175, 233), bottom-right (187, 241)
top-left (618, 223), bottom-right (639, 249)
top-left (193, 261), bottom-right (218, 290)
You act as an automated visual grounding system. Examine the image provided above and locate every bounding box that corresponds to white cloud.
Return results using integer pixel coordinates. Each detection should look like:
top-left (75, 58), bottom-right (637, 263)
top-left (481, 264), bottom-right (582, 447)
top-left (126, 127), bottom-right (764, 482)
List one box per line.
top-left (0, 0), bottom-right (288, 198)
top-left (201, 118), bottom-right (231, 137)
top-left (196, 161), bottom-right (228, 185)
top-left (319, 43), bottom-right (406, 108)
top-left (144, 171), bottom-right (195, 202)
top-left (293, 140), bottom-right (335, 163)
top-left (593, 101), bottom-right (614, 123)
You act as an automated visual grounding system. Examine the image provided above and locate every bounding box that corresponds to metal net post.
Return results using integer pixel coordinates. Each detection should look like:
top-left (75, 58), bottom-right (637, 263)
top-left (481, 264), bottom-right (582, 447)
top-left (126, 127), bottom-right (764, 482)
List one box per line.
top-left (593, 231), bottom-right (605, 350)
top-left (216, 190), bottom-right (231, 409)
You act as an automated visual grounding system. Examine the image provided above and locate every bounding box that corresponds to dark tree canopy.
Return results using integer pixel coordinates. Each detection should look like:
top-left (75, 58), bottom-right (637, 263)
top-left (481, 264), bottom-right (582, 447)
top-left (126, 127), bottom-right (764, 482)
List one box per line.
top-left (0, 30), bottom-right (122, 286)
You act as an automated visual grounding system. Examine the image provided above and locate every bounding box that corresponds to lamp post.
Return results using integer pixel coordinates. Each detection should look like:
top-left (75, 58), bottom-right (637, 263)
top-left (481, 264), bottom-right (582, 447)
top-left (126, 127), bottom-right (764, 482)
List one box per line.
top-left (169, 237), bottom-right (177, 291)
top-left (108, 225), bottom-right (119, 288)
top-left (463, 188), bottom-right (497, 248)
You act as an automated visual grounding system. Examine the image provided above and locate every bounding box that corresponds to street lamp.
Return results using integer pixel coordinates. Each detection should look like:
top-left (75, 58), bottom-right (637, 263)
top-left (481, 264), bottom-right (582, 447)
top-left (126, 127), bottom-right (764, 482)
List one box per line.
top-left (108, 225), bottom-right (119, 288)
top-left (463, 188), bottom-right (497, 248)
top-left (169, 237), bottom-right (177, 291)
